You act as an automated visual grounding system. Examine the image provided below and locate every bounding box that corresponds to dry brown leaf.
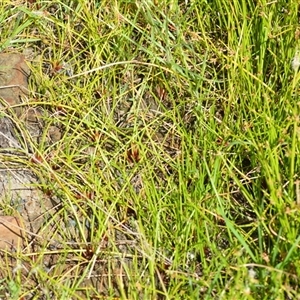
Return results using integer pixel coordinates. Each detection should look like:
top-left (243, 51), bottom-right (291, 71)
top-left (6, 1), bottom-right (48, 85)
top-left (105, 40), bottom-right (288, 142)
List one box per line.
top-left (0, 216), bottom-right (25, 250)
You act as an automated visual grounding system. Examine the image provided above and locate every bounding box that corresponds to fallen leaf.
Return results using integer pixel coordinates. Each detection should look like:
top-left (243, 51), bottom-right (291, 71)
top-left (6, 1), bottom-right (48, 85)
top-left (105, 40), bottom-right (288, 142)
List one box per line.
top-left (0, 216), bottom-right (25, 250)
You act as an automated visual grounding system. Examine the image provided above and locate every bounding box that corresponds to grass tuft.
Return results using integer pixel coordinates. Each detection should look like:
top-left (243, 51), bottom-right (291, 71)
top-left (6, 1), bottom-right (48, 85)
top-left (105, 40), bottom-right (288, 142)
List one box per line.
top-left (0, 0), bottom-right (299, 299)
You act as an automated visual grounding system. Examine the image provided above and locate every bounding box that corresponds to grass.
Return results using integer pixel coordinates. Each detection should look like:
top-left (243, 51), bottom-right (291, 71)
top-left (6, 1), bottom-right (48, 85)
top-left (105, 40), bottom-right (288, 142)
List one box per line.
top-left (0, 0), bottom-right (300, 299)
